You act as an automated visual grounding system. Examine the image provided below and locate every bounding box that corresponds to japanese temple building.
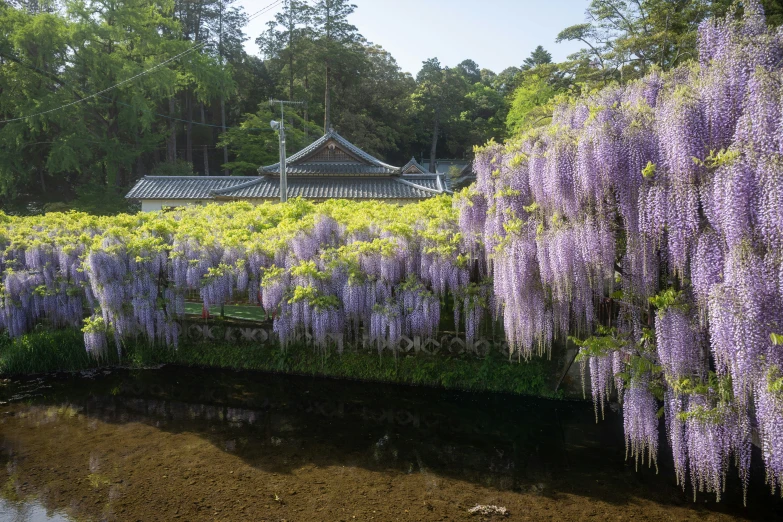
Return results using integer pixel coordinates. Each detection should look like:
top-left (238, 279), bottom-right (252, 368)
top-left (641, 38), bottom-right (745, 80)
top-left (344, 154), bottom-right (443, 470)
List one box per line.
top-left (126, 130), bottom-right (452, 212)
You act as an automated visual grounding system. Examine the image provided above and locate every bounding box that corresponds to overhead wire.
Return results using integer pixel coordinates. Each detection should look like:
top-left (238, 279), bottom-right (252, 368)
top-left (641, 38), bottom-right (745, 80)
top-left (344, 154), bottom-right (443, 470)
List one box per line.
top-left (0, 0), bottom-right (283, 125)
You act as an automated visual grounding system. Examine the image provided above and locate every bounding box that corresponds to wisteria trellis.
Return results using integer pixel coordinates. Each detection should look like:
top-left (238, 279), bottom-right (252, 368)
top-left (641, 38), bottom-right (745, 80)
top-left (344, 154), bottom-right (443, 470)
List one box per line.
top-left (2, 1), bottom-right (783, 505)
top-left (457, 1), bottom-right (783, 504)
top-left (0, 197), bottom-right (482, 360)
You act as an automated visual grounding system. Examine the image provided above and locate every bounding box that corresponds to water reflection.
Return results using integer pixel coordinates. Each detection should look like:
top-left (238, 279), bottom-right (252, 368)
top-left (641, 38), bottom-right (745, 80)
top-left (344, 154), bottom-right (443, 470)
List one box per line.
top-left (0, 367), bottom-right (780, 521)
top-left (0, 498), bottom-right (71, 522)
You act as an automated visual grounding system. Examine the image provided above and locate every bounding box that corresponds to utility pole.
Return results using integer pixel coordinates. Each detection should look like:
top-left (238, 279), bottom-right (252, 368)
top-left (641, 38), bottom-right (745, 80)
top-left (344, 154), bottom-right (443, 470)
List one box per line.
top-left (219, 0), bottom-right (229, 175)
top-left (270, 98), bottom-right (305, 203)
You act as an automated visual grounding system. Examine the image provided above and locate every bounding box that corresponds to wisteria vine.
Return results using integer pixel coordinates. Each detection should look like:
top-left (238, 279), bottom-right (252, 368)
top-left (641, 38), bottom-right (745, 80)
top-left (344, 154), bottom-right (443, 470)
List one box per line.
top-left (0, 197), bottom-right (490, 365)
top-left (457, 1), bottom-right (783, 503)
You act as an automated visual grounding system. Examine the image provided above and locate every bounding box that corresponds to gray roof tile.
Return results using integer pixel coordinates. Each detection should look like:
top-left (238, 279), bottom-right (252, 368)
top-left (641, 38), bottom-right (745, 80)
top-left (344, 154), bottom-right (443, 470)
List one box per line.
top-left (126, 175), bottom-right (450, 202)
top-left (125, 176), bottom-right (259, 200)
top-left (214, 176), bottom-right (441, 200)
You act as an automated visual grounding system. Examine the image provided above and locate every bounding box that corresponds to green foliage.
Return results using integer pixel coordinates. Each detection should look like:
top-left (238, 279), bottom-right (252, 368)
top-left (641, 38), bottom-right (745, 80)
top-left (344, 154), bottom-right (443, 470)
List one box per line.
top-left (150, 160), bottom-right (196, 177)
top-left (0, 328), bottom-right (108, 374)
top-left (556, 0), bottom-right (735, 83)
top-left (570, 326), bottom-right (624, 360)
top-left (641, 161), bottom-right (657, 178)
top-left (68, 185), bottom-right (136, 216)
top-left (81, 315), bottom-right (107, 334)
top-left (522, 45), bottom-right (553, 70)
top-left (0, 326), bottom-right (560, 397)
top-left (649, 288), bottom-right (688, 312)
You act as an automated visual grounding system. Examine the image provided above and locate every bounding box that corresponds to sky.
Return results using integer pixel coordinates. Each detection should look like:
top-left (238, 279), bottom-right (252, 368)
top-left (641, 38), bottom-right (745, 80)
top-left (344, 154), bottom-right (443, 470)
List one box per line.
top-left (237, 0), bottom-right (590, 76)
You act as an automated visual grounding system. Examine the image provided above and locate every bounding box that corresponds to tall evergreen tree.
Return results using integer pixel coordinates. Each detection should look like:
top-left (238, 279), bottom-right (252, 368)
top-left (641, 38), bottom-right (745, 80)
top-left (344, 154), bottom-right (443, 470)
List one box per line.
top-left (522, 45), bottom-right (553, 69)
top-left (311, 0), bottom-right (359, 131)
top-left (412, 59), bottom-right (468, 171)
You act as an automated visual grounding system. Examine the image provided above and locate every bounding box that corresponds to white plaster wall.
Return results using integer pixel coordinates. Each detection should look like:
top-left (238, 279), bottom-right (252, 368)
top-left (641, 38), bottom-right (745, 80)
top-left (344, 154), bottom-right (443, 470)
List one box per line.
top-left (140, 200), bottom-right (205, 212)
top-left (139, 197), bottom-right (424, 211)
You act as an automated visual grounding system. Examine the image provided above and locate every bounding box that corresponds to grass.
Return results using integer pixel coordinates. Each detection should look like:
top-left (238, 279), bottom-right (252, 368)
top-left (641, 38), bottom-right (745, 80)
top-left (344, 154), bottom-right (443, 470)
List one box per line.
top-left (183, 302), bottom-right (267, 322)
top-left (0, 325), bottom-right (563, 398)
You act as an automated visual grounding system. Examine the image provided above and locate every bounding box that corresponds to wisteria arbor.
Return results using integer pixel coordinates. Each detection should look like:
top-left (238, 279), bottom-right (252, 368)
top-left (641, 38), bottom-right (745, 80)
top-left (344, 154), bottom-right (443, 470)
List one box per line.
top-left (457, 1), bottom-right (783, 503)
top-left (2, 0), bottom-right (783, 507)
top-left (0, 197), bottom-right (483, 361)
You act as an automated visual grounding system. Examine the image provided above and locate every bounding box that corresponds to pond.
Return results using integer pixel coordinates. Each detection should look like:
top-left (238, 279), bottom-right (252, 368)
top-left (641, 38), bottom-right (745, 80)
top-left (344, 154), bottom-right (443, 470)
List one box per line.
top-left (0, 367), bottom-right (780, 521)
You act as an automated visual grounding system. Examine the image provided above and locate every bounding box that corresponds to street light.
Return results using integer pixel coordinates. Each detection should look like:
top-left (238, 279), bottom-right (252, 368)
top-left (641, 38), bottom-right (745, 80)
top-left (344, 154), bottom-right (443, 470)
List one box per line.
top-left (269, 99), bottom-right (304, 204)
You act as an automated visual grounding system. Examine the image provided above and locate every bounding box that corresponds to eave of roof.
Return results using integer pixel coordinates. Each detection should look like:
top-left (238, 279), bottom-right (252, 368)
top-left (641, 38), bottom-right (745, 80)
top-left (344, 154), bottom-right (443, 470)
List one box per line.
top-left (126, 174), bottom-right (451, 202)
top-left (125, 176), bottom-right (259, 200)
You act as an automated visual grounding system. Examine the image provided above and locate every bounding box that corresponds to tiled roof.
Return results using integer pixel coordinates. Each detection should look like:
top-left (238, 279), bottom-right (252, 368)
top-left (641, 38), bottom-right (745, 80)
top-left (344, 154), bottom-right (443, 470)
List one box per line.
top-left (280, 163), bottom-right (396, 175)
top-left (126, 175), bottom-right (450, 202)
top-left (213, 176), bottom-right (442, 199)
top-left (260, 130), bottom-right (398, 175)
top-left (125, 176), bottom-right (259, 200)
top-left (401, 157), bottom-right (429, 175)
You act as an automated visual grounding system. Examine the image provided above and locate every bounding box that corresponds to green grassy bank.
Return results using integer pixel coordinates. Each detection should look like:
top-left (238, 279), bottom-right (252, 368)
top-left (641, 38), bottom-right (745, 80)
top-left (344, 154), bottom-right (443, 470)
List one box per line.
top-left (0, 326), bottom-right (564, 398)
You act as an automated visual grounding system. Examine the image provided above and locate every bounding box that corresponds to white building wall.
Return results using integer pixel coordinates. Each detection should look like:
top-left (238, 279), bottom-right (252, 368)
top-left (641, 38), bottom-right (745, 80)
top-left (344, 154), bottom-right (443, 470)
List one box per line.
top-left (140, 200), bottom-right (206, 212)
top-left (139, 197), bottom-right (423, 212)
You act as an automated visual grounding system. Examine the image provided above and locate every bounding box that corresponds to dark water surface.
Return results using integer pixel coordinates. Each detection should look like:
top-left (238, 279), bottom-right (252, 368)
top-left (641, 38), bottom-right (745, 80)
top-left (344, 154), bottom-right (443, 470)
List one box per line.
top-left (0, 367), bottom-right (780, 521)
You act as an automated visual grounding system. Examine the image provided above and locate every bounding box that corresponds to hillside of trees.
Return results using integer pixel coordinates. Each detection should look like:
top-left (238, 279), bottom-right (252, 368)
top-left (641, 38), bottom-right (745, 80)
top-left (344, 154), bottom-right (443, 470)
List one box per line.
top-left (1, 0), bottom-right (782, 214)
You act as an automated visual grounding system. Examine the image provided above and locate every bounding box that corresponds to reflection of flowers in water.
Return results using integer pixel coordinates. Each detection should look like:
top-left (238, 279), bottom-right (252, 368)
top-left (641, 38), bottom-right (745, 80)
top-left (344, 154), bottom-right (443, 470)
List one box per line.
top-left (468, 504), bottom-right (508, 516)
top-left (224, 440), bottom-right (237, 452)
top-left (270, 437), bottom-right (282, 446)
top-left (372, 434), bottom-right (398, 463)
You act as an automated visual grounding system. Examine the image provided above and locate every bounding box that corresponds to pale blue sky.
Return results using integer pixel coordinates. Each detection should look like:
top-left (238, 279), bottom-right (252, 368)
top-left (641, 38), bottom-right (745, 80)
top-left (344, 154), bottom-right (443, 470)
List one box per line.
top-left (238, 0), bottom-right (590, 76)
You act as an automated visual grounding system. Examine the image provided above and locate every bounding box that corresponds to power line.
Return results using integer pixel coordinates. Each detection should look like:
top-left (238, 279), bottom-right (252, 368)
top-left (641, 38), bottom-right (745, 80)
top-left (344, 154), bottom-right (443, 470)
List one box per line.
top-left (0, 0), bottom-right (282, 125)
top-left (2, 53), bottom-right (276, 131)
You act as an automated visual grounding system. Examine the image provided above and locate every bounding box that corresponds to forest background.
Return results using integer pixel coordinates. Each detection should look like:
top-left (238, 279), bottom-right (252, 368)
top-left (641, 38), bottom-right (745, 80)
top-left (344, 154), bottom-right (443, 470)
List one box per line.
top-left (1, 0), bottom-right (782, 215)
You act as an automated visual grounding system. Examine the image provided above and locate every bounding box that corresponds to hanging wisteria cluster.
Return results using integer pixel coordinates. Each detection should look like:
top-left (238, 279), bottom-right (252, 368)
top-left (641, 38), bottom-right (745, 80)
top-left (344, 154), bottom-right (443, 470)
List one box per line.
top-left (0, 197), bottom-right (485, 364)
top-left (456, 1), bottom-right (783, 503)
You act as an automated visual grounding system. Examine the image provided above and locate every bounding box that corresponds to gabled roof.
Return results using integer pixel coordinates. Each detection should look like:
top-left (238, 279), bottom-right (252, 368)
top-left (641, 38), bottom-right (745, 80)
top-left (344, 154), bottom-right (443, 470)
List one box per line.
top-left (259, 129), bottom-right (398, 176)
top-left (401, 157), bottom-right (430, 175)
top-left (126, 132), bottom-right (454, 204)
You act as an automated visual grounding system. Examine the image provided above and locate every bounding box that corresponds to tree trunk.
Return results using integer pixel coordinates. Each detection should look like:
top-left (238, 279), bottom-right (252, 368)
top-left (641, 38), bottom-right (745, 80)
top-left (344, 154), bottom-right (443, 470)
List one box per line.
top-left (168, 97), bottom-right (176, 163)
top-left (201, 103), bottom-right (209, 175)
top-left (38, 167), bottom-right (46, 194)
top-left (289, 50), bottom-right (295, 101)
top-left (220, 95), bottom-right (229, 175)
top-left (186, 90), bottom-right (193, 163)
top-left (429, 113), bottom-right (439, 173)
top-left (136, 151), bottom-right (145, 179)
top-left (323, 61), bottom-right (331, 132)
top-left (304, 68), bottom-right (309, 140)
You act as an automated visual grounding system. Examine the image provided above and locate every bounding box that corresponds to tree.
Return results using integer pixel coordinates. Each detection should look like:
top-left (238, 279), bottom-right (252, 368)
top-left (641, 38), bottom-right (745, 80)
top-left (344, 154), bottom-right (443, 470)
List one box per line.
top-left (492, 66), bottom-right (522, 97)
top-left (506, 68), bottom-right (561, 135)
top-left (762, 0), bottom-right (783, 25)
top-left (522, 45), bottom-right (552, 69)
top-left (412, 59), bottom-right (468, 171)
top-left (256, 0), bottom-right (311, 101)
top-left (220, 105), bottom-right (319, 174)
top-left (456, 59), bottom-right (481, 84)
top-left (311, 0), bottom-right (360, 131)
top-left (457, 82), bottom-right (508, 153)
top-left (555, 0), bottom-right (735, 83)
